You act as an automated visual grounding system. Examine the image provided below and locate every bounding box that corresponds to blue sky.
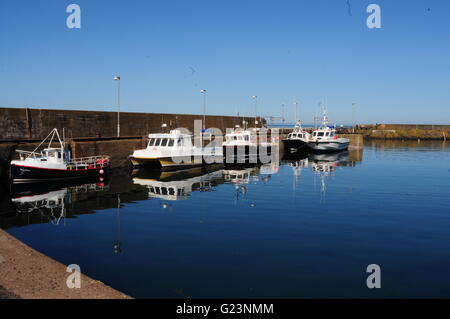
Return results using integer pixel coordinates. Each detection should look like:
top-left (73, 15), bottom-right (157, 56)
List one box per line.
top-left (0, 0), bottom-right (449, 125)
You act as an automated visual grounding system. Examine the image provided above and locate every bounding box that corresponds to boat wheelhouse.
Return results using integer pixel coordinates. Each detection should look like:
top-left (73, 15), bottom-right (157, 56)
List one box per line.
top-left (129, 129), bottom-right (222, 170)
top-left (10, 128), bottom-right (110, 183)
top-left (282, 121), bottom-right (311, 150)
top-left (223, 126), bottom-right (273, 164)
top-left (306, 113), bottom-right (350, 153)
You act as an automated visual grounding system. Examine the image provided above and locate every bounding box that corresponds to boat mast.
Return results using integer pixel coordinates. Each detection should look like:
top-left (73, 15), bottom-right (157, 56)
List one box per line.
top-left (294, 100), bottom-right (298, 125)
top-left (26, 128), bottom-right (64, 159)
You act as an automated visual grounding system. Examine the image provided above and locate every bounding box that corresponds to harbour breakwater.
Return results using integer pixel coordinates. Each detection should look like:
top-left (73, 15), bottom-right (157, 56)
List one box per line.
top-left (357, 124), bottom-right (450, 140)
top-left (0, 107), bottom-right (259, 140)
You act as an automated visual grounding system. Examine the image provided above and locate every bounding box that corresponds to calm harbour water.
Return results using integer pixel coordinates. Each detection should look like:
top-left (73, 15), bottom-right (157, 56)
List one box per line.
top-left (1, 140), bottom-right (450, 298)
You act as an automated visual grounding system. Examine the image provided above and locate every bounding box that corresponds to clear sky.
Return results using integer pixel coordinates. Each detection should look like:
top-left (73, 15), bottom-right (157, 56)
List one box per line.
top-left (1, 0), bottom-right (449, 125)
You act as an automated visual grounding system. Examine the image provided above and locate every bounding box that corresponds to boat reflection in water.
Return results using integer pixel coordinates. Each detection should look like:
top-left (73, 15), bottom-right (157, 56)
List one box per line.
top-left (282, 150), bottom-right (309, 188)
top-left (282, 148), bottom-right (362, 198)
top-left (309, 151), bottom-right (359, 200)
top-left (221, 164), bottom-right (262, 203)
top-left (131, 164), bottom-right (225, 201)
top-left (7, 177), bottom-right (110, 227)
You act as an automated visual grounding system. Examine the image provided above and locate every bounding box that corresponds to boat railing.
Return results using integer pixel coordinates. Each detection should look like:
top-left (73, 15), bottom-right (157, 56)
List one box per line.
top-left (67, 155), bottom-right (110, 170)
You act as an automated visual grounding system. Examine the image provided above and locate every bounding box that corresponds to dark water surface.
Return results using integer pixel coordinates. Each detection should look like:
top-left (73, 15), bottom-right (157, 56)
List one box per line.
top-left (1, 140), bottom-right (450, 298)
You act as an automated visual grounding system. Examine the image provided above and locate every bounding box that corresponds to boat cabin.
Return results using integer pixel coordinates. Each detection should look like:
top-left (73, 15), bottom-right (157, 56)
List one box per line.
top-left (312, 127), bottom-right (337, 140)
top-left (288, 132), bottom-right (309, 140)
top-left (225, 132), bottom-right (251, 143)
top-left (147, 130), bottom-right (193, 149)
top-left (147, 185), bottom-right (188, 201)
top-left (42, 148), bottom-right (71, 163)
top-left (18, 147), bottom-right (71, 163)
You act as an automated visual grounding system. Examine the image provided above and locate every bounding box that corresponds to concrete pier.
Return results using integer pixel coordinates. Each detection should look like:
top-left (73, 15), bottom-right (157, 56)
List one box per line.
top-left (0, 229), bottom-right (131, 299)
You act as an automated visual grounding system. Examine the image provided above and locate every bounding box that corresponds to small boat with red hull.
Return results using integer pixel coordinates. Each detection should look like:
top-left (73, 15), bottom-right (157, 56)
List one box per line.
top-left (10, 128), bottom-right (110, 183)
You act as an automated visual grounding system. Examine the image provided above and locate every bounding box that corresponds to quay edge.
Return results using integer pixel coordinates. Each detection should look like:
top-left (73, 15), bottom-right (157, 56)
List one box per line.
top-left (0, 229), bottom-right (132, 299)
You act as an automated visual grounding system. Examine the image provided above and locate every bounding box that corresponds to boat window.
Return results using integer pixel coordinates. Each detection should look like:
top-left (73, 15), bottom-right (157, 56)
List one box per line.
top-left (154, 138), bottom-right (161, 146)
top-left (325, 132), bottom-right (330, 137)
top-left (317, 132), bottom-right (324, 137)
top-left (148, 138), bottom-right (155, 146)
top-left (161, 187), bottom-right (168, 195)
top-left (47, 151), bottom-right (58, 159)
top-left (168, 139), bottom-right (174, 147)
top-left (245, 136), bottom-right (249, 141)
top-left (161, 138), bottom-right (169, 146)
top-left (168, 188), bottom-right (175, 195)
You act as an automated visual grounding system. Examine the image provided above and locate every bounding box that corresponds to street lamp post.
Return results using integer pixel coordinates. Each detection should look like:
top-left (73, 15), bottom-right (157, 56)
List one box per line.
top-left (200, 89), bottom-right (207, 131)
top-left (252, 96), bottom-right (258, 128)
top-left (114, 76), bottom-right (121, 137)
top-left (281, 103), bottom-right (285, 128)
top-left (352, 102), bottom-right (357, 133)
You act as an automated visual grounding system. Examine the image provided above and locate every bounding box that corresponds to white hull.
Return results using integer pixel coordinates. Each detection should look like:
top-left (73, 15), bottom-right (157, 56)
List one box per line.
top-left (307, 141), bottom-right (349, 152)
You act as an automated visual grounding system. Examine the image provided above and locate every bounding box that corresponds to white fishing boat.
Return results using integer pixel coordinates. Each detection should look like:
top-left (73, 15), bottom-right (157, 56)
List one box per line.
top-left (307, 112), bottom-right (349, 153)
top-left (282, 121), bottom-right (311, 150)
top-left (223, 126), bottom-right (273, 163)
top-left (10, 128), bottom-right (110, 183)
top-left (129, 129), bottom-right (222, 170)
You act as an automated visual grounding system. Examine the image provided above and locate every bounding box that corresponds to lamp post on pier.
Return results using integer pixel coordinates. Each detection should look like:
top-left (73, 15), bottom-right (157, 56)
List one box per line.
top-left (252, 95), bottom-right (258, 128)
top-left (114, 76), bottom-right (121, 137)
top-left (200, 89), bottom-right (207, 131)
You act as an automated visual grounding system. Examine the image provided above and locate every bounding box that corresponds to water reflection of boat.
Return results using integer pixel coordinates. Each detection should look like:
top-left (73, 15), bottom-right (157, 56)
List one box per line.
top-left (10, 176), bottom-right (109, 198)
top-left (10, 179), bottom-right (110, 226)
top-left (132, 165), bottom-right (224, 201)
top-left (309, 151), bottom-right (351, 199)
top-left (309, 151), bottom-right (353, 168)
top-left (221, 165), bottom-right (261, 203)
top-left (222, 164), bottom-right (260, 185)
